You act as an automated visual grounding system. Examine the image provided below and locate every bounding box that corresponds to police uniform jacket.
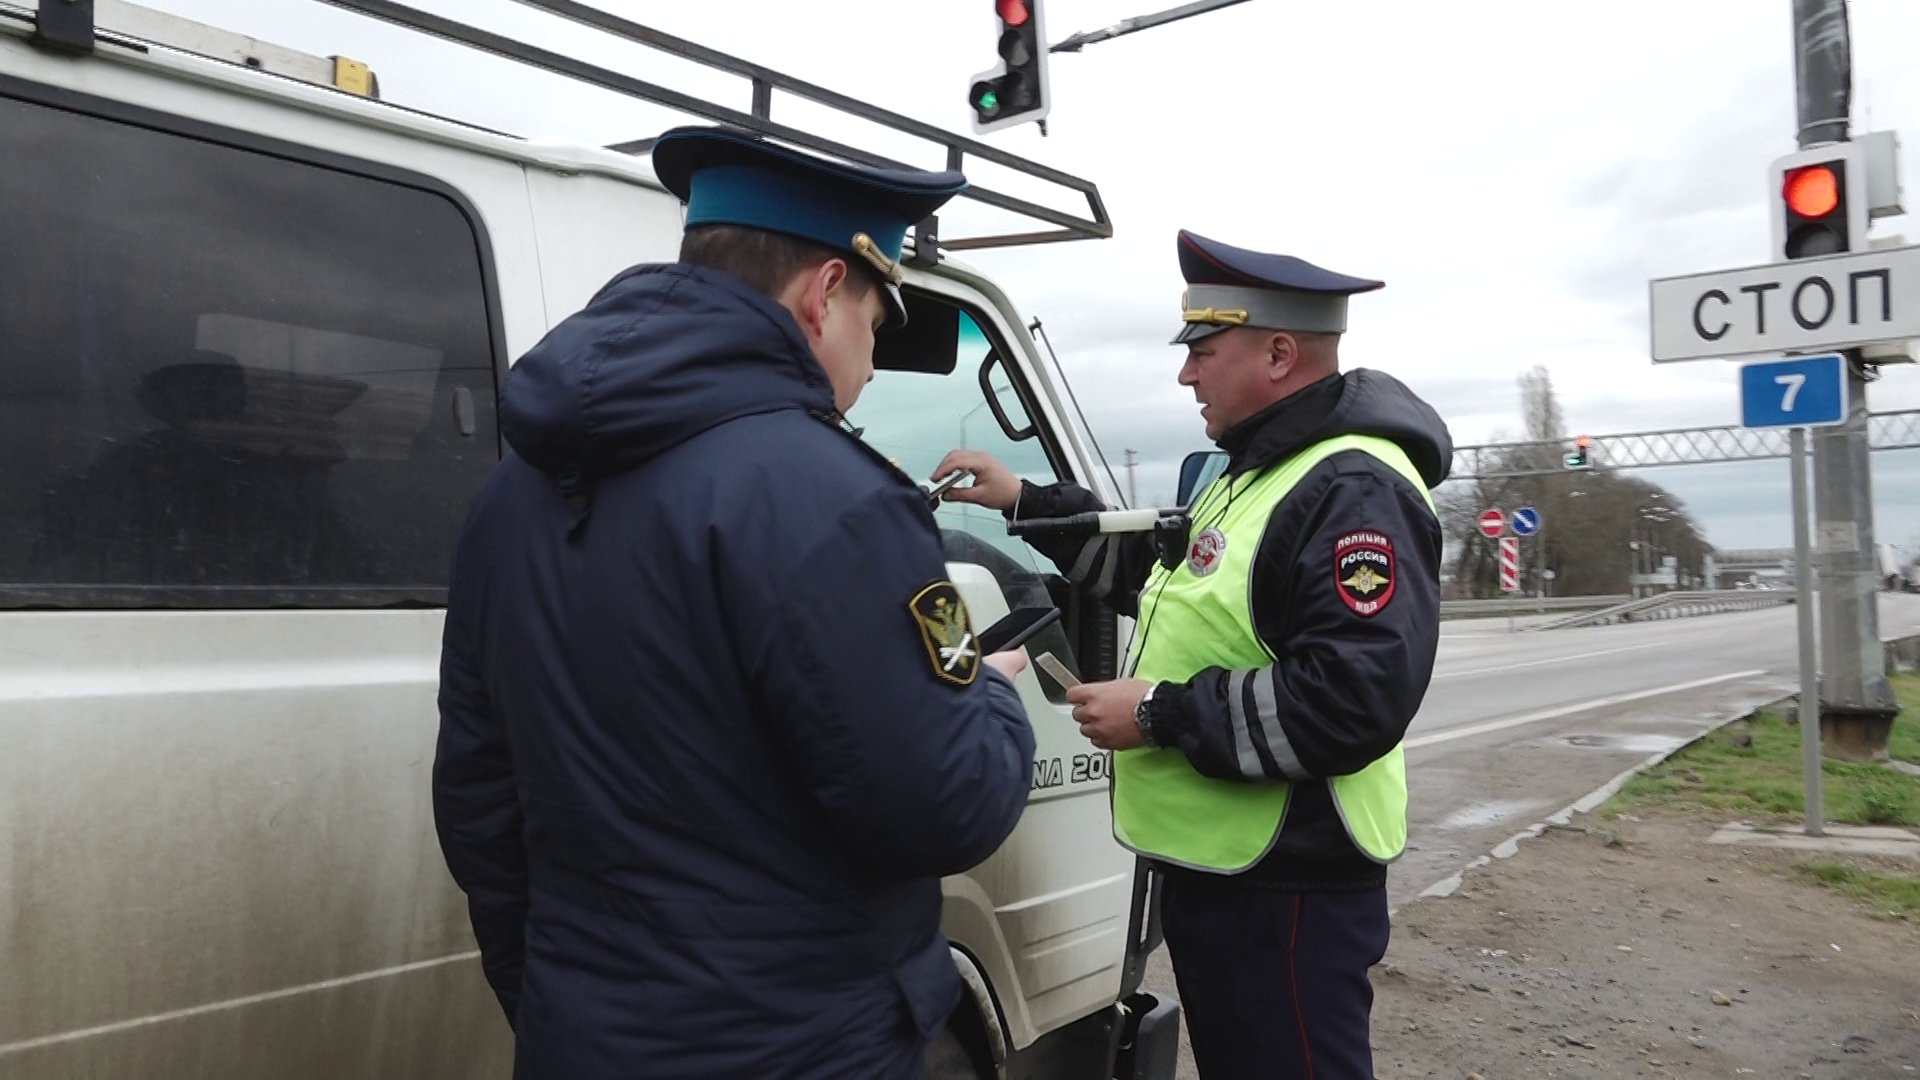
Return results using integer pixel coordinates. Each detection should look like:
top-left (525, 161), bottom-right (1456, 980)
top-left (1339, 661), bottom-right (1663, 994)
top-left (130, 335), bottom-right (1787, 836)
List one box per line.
top-left (1014, 369), bottom-right (1449, 890)
top-left (434, 263), bottom-right (1036, 1078)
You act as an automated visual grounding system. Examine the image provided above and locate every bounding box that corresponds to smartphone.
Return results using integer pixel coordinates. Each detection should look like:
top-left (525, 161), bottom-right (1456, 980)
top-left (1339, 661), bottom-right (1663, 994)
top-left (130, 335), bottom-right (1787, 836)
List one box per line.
top-left (976, 606), bottom-right (1061, 655)
top-left (1033, 651), bottom-right (1080, 688)
top-left (923, 469), bottom-right (973, 505)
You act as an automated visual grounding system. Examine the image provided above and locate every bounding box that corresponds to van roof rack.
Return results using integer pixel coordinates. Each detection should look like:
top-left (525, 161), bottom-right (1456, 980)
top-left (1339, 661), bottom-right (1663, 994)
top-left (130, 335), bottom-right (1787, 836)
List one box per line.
top-left (14, 0), bottom-right (383, 94)
top-left (22, 0), bottom-right (1112, 257)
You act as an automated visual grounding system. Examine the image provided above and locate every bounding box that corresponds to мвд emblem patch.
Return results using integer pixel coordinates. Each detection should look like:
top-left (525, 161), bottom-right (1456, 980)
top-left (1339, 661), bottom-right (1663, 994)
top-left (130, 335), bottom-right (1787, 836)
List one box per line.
top-left (1187, 527), bottom-right (1228, 577)
top-left (1334, 530), bottom-right (1396, 617)
top-left (910, 581), bottom-right (979, 686)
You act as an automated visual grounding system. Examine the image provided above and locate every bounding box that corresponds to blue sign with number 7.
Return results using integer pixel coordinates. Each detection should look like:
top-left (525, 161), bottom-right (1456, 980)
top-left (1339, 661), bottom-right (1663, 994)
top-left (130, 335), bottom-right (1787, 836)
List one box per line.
top-left (1739, 354), bottom-right (1847, 430)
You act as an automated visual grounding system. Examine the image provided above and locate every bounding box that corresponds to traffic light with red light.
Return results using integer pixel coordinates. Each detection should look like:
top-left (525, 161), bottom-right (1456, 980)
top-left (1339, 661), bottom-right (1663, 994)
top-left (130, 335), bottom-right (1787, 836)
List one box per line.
top-left (969, 0), bottom-right (1050, 134)
top-left (1564, 436), bottom-right (1592, 470)
top-left (1783, 161), bottom-right (1848, 257)
top-left (1770, 144), bottom-right (1868, 261)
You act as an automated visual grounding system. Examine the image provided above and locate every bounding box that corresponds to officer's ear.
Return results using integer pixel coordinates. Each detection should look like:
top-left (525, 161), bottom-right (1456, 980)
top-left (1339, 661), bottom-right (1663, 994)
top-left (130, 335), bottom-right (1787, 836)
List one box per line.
top-left (780, 257), bottom-right (851, 341)
top-left (1265, 330), bottom-right (1300, 383)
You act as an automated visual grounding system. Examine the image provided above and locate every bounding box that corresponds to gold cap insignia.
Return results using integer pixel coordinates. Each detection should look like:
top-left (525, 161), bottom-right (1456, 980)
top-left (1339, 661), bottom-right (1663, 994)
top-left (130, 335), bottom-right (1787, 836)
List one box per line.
top-left (1181, 307), bottom-right (1251, 326)
top-left (851, 232), bottom-right (905, 285)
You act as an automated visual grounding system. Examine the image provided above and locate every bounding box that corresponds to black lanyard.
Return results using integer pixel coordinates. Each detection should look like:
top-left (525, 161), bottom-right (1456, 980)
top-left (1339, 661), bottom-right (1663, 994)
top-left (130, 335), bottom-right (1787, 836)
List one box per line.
top-left (1123, 468), bottom-right (1257, 678)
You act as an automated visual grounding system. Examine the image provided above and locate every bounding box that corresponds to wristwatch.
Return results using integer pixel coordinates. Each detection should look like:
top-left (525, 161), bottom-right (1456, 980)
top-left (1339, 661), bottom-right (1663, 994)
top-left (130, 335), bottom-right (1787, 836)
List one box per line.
top-left (1133, 684), bottom-right (1161, 749)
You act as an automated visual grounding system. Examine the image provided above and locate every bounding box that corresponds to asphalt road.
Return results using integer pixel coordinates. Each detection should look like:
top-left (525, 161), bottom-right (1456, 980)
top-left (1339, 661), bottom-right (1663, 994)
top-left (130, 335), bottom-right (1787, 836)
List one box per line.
top-left (1138, 591), bottom-right (1920, 1079)
top-left (1415, 593), bottom-right (1920, 743)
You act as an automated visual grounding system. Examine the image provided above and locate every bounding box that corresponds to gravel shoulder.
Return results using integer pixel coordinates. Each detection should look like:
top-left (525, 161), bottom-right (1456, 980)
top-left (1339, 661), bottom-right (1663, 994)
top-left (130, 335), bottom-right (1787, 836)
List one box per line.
top-left (1370, 814), bottom-right (1920, 1078)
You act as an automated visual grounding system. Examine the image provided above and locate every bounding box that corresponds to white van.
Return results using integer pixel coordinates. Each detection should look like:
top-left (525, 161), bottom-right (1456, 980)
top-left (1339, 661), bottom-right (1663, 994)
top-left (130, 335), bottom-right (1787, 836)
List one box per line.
top-left (0, 2), bottom-right (1177, 1077)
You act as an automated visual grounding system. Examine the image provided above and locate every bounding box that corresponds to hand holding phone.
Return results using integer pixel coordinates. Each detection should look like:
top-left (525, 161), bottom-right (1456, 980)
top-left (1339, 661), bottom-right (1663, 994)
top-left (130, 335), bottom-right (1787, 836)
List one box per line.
top-left (976, 606), bottom-right (1061, 655)
top-left (1033, 652), bottom-right (1079, 688)
top-left (923, 469), bottom-right (973, 506)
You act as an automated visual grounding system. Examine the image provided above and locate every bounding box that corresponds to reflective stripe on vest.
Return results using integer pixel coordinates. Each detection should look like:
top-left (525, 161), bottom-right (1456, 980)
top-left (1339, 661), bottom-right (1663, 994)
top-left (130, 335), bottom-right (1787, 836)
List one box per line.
top-left (1113, 434), bottom-right (1435, 873)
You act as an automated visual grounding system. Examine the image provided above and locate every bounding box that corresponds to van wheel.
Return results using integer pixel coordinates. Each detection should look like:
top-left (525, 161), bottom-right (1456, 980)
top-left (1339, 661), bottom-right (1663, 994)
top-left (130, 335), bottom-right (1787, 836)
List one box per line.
top-left (924, 1023), bottom-right (987, 1080)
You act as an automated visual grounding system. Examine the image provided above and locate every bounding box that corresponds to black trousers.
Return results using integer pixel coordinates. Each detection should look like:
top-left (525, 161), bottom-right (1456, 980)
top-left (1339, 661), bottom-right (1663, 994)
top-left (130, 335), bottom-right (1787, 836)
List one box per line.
top-left (1160, 873), bottom-right (1390, 1080)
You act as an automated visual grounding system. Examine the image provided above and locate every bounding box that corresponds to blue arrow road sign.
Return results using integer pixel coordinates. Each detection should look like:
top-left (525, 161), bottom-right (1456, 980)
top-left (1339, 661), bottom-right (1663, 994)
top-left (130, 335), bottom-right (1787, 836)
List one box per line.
top-left (1740, 354), bottom-right (1848, 429)
top-left (1511, 507), bottom-right (1541, 536)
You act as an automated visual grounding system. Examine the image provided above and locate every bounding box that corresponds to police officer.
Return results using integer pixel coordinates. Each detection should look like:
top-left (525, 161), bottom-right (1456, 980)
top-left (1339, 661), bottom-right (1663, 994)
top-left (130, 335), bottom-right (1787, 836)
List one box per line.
top-left (936, 231), bottom-right (1451, 1079)
top-left (434, 126), bottom-right (1036, 1078)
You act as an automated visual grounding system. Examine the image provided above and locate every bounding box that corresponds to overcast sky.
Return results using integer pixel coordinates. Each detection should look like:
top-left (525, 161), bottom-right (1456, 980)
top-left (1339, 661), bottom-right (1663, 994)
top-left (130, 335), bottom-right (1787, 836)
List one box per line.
top-left (139, 0), bottom-right (1920, 551)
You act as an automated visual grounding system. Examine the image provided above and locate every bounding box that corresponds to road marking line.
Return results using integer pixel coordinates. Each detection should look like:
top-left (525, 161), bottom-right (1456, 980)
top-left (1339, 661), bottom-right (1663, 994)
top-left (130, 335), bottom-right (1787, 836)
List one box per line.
top-left (1430, 642), bottom-right (1662, 681)
top-left (1405, 669), bottom-right (1769, 750)
top-left (1400, 679), bottom-right (1792, 912)
top-left (0, 951), bottom-right (481, 1056)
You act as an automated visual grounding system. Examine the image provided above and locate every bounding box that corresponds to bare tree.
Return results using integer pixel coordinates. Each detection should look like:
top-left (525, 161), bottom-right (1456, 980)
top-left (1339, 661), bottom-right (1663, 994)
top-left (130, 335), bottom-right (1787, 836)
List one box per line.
top-left (1518, 365), bottom-right (1564, 443)
top-left (1437, 369), bottom-right (1714, 598)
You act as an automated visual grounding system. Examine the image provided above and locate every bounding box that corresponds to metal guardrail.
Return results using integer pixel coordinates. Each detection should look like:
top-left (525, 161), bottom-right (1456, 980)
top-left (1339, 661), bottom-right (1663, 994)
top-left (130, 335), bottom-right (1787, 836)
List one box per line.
top-left (1535, 590), bottom-right (1794, 630)
top-left (1439, 594), bottom-right (1630, 619)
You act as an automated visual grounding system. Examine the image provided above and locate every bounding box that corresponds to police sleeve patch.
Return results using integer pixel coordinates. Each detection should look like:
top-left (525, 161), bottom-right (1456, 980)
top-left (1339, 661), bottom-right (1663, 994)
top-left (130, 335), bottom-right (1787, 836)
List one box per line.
top-left (910, 581), bottom-right (979, 686)
top-left (1334, 530), bottom-right (1396, 617)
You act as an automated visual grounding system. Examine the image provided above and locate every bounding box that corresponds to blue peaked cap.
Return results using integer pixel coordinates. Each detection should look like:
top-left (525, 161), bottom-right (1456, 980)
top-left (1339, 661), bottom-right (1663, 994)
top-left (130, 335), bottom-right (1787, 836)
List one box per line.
top-left (1173, 229), bottom-right (1384, 344)
top-left (652, 126), bottom-right (968, 327)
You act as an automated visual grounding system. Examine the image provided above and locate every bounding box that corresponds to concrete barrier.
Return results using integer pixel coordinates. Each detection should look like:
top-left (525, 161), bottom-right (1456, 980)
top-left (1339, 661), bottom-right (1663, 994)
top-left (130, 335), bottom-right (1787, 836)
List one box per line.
top-left (1440, 594), bottom-right (1630, 620)
top-left (1883, 632), bottom-right (1920, 675)
top-left (1535, 589), bottom-right (1793, 631)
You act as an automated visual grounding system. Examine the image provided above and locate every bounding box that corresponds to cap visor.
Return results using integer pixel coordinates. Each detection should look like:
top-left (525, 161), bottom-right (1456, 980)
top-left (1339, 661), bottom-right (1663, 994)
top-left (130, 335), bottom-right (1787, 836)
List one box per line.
top-left (1171, 322), bottom-right (1232, 345)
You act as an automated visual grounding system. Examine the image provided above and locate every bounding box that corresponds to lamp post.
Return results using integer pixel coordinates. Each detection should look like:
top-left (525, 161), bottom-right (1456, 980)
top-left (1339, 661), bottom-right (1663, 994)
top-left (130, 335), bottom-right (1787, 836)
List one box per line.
top-left (1628, 493), bottom-right (1677, 595)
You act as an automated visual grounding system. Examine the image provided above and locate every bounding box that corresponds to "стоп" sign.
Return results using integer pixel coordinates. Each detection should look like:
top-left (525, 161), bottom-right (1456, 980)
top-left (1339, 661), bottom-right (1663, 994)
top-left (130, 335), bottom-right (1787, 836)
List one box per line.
top-left (1649, 244), bottom-right (1920, 362)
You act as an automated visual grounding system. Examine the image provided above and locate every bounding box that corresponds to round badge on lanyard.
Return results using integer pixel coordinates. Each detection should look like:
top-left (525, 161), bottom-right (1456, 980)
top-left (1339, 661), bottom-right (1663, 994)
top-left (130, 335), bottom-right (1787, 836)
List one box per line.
top-left (1187, 526), bottom-right (1227, 577)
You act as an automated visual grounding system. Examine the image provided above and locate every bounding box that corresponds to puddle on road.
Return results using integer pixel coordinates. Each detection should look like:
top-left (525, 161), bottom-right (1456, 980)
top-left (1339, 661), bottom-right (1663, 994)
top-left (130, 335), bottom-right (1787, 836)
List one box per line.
top-left (1438, 800), bottom-right (1541, 829)
top-left (1559, 733), bottom-right (1688, 753)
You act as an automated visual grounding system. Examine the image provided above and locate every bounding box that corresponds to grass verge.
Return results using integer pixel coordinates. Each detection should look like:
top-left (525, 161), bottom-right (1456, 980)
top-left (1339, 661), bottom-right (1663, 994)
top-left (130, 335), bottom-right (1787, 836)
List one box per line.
top-left (1605, 708), bottom-right (1920, 826)
top-left (1602, 672), bottom-right (1920, 918)
top-left (1891, 673), bottom-right (1920, 765)
top-left (1794, 862), bottom-right (1920, 919)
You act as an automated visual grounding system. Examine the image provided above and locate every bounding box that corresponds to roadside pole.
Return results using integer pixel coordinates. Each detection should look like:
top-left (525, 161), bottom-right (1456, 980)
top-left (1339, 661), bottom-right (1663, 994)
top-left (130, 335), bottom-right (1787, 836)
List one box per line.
top-left (1499, 536), bottom-right (1521, 633)
top-left (1645, 1), bottom-right (1911, 832)
top-left (1791, 427), bottom-right (1826, 836)
top-left (1737, 357), bottom-right (1845, 832)
top-left (1794, 0), bottom-right (1901, 756)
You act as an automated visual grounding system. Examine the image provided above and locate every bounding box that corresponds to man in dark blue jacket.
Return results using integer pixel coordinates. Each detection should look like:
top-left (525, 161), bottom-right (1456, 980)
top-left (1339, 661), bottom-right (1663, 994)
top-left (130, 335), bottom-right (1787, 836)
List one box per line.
top-left (433, 126), bottom-right (1036, 1079)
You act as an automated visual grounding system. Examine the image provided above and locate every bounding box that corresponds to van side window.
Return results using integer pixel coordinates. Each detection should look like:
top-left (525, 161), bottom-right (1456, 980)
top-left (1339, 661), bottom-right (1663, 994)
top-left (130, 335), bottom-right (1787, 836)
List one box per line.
top-left (0, 95), bottom-right (499, 608)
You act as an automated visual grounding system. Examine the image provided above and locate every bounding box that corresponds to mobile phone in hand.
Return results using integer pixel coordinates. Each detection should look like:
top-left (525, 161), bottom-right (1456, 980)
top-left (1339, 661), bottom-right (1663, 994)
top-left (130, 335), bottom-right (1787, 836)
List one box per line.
top-left (1033, 652), bottom-right (1080, 688)
top-left (923, 469), bottom-right (973, 506)
top-left (976, 606), bottom-right (1061, 655)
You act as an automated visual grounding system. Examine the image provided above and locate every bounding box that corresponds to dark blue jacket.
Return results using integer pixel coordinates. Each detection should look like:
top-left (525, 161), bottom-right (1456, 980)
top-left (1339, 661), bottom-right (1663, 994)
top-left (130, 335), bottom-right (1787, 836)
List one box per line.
top-left (433, 264), bottom-right (1035, 1078)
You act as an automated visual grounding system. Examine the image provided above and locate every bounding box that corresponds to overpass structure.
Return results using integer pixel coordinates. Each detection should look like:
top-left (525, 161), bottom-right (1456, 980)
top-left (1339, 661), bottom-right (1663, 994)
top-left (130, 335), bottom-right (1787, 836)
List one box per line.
top-left (1712, 548), bottom-right (1795, 587)
top-left (1449, 409), bottom-right (1920, 481)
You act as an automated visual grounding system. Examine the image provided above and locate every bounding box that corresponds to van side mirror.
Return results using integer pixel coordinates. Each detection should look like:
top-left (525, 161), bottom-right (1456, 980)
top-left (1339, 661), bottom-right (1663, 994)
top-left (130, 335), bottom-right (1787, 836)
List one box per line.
top-left (873, 292), bottom-right (960, 374)
top-left (1177, 451), bottom-right (1228, 506)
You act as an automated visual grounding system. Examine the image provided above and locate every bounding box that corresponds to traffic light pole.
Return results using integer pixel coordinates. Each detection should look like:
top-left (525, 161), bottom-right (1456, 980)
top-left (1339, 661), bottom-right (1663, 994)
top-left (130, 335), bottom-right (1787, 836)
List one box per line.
top-left (1048, 0), bottom-right (1253, 53)
top-left (1812, 363), bottom-right (1898, 756)
top-left (1796, 0), bottom-right (1899, 759)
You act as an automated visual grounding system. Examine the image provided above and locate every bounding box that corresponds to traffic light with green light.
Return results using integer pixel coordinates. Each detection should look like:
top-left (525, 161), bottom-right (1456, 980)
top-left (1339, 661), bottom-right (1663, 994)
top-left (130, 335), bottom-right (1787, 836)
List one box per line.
top-left (1564, 435), bottom-right (1592, 470)
top-left (969, 0), bottom-right (1050, 134)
